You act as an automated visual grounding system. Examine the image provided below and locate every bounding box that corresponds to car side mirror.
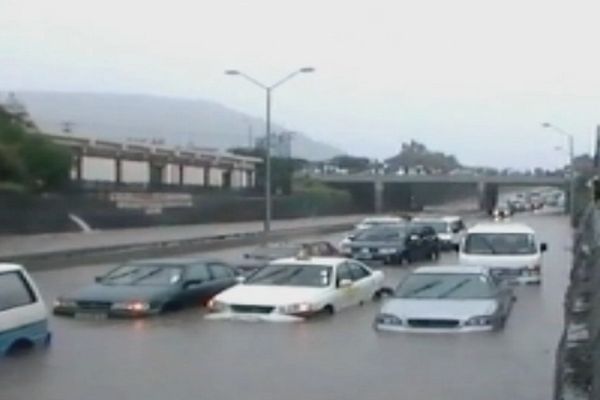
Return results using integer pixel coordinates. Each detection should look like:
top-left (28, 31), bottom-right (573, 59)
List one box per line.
top-left (184, 279), bottom-right (204, 289)
top-left (540, 243), bottom-right (548, 252)
top-left (348, 235), bottom-right (355, 241)
top-left (338, 279), bottom-right (353, 288)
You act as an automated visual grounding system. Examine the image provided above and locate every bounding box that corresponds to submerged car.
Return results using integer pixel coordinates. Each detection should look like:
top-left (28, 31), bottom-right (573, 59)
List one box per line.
top-left (208, 256), bottom-right (388, 322)
top-left (374, 266), bottom-right (515, 333)
top-left (53, 259), bottom-right (238, 318)
top-left (0, 264), bottom-right (51, 356)
top-left (239, 241), bottom-right (340, 273)
top-left (341, 224), bottom-right (440, 264)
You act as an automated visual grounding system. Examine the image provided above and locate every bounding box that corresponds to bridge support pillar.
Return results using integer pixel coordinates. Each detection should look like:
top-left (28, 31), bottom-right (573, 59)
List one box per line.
top-left (115, 158), bottom-right (122, 184)
top-left (203, 166), bottom-right (211, 187)
top-left (478, 181), bottom-right (499, 214)
top-left (374, 179), bottom-right (384, 213)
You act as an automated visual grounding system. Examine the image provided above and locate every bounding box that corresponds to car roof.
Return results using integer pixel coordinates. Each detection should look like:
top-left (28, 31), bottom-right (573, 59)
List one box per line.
top-left (270, 257), bottom-right (346, 267)
top-left (0, 263), bottom-right (24, 274)
top-left (467, 222), bottom-right (535, 234)
top-left (361, 216), bottom-right (404, 222)
top-left (126, 258), bottom-right (226, 266)
top-left (413, 265), bottom-right (490, 275)
top-left (413, 215), bottom-right (461, 223)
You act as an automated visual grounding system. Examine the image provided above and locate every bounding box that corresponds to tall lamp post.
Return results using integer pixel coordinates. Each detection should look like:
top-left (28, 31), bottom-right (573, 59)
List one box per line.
top-left (542, 122), bottom-right (575, 219)
top-left (226, 67), bottom-right (315, 234)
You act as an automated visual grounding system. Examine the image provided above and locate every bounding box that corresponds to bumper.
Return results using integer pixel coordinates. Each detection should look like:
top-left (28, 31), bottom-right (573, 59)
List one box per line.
top-left (205, 311), bottom-right (304, 323)
top-left (53, 307), bottom-right (160, 319)
top-left (374, 323), bottom-right (493, 333)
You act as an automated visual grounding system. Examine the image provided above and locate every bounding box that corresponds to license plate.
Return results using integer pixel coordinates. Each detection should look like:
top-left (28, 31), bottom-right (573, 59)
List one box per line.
top-left (75, 312), bottom-right (108, 320)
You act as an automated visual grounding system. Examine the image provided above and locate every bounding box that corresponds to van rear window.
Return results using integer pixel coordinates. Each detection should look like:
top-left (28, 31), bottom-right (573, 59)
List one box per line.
top-left (0, 271), bottom-right (36, 312)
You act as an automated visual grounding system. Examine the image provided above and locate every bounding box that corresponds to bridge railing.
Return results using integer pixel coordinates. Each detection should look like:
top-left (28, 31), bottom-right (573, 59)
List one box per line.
top-left (554, 203), bottom-right (600, 399)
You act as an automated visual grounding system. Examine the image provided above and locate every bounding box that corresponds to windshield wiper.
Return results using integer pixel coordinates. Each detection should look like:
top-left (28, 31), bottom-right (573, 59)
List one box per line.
top-left (131, 267), bottom-right (164, 284)
top-left (399, 280), bottom-right (443, 297)
top-left (102, 268), bottom-right (142, 283)
top-left (437, 279), bottom-right (471, 299)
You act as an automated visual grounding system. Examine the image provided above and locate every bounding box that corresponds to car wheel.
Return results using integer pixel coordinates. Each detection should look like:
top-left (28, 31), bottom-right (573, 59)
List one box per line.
top-left (321, 305), bottom-right (335, 316)
top-left (493, 315), bottom-right (507, 331)
top-left (372, 287), bottom-right (394, 301)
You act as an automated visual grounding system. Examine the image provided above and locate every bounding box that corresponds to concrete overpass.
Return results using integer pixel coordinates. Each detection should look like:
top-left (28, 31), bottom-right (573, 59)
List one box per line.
top-left (308, 173), bottom-right (568, 212)
top-left (48, 133), bottom-right (261, 190)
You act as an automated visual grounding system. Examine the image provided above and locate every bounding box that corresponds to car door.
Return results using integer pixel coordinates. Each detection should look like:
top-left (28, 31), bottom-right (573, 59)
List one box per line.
top-left (490, 275), bottom-right (514, 317)
top-left (406, 228), bottom-right (424, 260)
top-left (421, 226), bottom-right (438, 257)
top-left (178, 264), bottom-right (215, 306)
top-left (207, 263), bottom-right (237, 297)
top-left (333, 263), bottom-right (356, 310)
top-left (347, 261), bottom-right (377, 302)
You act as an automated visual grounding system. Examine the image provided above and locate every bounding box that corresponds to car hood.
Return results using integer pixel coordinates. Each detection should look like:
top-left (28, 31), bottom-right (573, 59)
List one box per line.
top-left (215, 284), bottom-right (324, 306)
top-left (68, 284), bottom-right (175, 303)
top-left (459, 253), bottom-right (539, 268)
top-left (381, 298), bottom-right (498, 320)
top-left (350, 241), bottom-right (405, 249)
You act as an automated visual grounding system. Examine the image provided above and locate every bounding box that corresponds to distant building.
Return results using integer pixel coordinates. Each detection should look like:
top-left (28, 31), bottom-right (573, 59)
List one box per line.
top-left (255, 131), bottom-right (295, 158)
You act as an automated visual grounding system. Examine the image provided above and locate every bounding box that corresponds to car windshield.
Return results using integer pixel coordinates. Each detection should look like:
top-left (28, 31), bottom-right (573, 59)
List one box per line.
top-left (464, 233), bottom-right (536, 255)
top-left (101, 264), bottom-right (183, 286)
top-left (245, 264), bottom-right (332, 287)
top-left (395, 273), bottom-right (495, 299)
top-left (354, 227), bottom-right (406, 242)
top-left (412, 221), bottom-right (449, 233)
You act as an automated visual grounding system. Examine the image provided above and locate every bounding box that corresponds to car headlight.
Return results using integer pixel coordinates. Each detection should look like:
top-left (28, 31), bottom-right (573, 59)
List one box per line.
top-left (340, 245), bottom-right (352, 254)
top-left (465, 315), bottom-right (493, 326)
top-left (207, 299), bottom-right (228, 312)
top-left (111, 301), bottom-right (151, 312)
top-left (378, 248), bottom-right (397, 255)
top-left (279, 302), bottom-right (313, 314)
top-left (54, 298), bottom-right (77, 308)
top-left (375, 313), bottom-right (403, 325)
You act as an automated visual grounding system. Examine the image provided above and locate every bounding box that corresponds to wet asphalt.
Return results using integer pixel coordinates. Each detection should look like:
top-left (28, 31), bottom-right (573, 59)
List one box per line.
top-left (0, 210), bottom-right (570, 400)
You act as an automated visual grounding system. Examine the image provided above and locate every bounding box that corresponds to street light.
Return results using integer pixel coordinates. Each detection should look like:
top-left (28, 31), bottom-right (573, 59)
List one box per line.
top-left (226, 67), bottom-right (315, 235)
top-left (542, 122), bottom-right (575, 218)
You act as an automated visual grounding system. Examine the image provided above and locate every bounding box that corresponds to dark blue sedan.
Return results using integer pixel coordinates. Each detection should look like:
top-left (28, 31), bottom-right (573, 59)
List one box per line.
top-left (53, 258), bottom-right (239, 318)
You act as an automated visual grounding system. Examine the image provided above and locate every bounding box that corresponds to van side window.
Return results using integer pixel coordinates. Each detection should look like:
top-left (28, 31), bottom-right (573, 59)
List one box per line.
top-left (0, 271), bottom-right (36, 312)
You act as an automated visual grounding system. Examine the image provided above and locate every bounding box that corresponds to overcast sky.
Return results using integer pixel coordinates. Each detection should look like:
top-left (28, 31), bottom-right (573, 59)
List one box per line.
top-left (2, 0), bottom-right (600, 169)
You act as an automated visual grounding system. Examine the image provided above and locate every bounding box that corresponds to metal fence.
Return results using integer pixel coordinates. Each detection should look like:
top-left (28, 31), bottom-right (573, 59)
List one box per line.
top-left (554, 204), bottom-right (600, 399)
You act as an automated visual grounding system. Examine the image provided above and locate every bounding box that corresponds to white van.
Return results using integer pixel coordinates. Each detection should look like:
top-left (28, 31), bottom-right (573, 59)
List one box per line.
top-left (0, 264), bottom-right (51, 356)
top-left (459, 222), bottom-right (547, 284)
top-left (412, 216), bottom-right (466, 250)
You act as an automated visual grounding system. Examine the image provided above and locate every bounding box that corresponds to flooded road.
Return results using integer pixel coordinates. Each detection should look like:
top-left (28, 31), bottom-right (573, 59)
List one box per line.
top-left (0, 211), bottom-right (570, 400)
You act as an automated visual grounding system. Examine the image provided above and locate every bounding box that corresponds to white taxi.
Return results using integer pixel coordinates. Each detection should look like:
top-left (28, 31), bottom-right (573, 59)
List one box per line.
top-left (208, 257), bottom-right (387, 322)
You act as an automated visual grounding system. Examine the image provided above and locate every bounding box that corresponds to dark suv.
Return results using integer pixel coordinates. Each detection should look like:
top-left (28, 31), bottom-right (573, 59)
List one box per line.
top-left (343, 224), bottom-right (440, 265)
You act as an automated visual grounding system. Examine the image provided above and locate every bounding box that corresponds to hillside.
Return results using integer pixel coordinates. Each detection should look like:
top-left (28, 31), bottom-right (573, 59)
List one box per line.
top-left (13, 91), bottom-right (343, 160)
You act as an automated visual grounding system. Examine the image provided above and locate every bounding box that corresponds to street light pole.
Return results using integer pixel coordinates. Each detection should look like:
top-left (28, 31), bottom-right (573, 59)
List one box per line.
top-left (226, 67), bottom-right (314, 235)
top-left (265, 88), bottom-right (272, 233)
top-left (542, 122), bottom-right (576, 219)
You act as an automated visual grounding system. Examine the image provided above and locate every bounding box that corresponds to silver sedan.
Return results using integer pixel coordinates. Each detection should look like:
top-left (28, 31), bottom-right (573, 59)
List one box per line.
top-left (374, 265), bottom-right (515, 333)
